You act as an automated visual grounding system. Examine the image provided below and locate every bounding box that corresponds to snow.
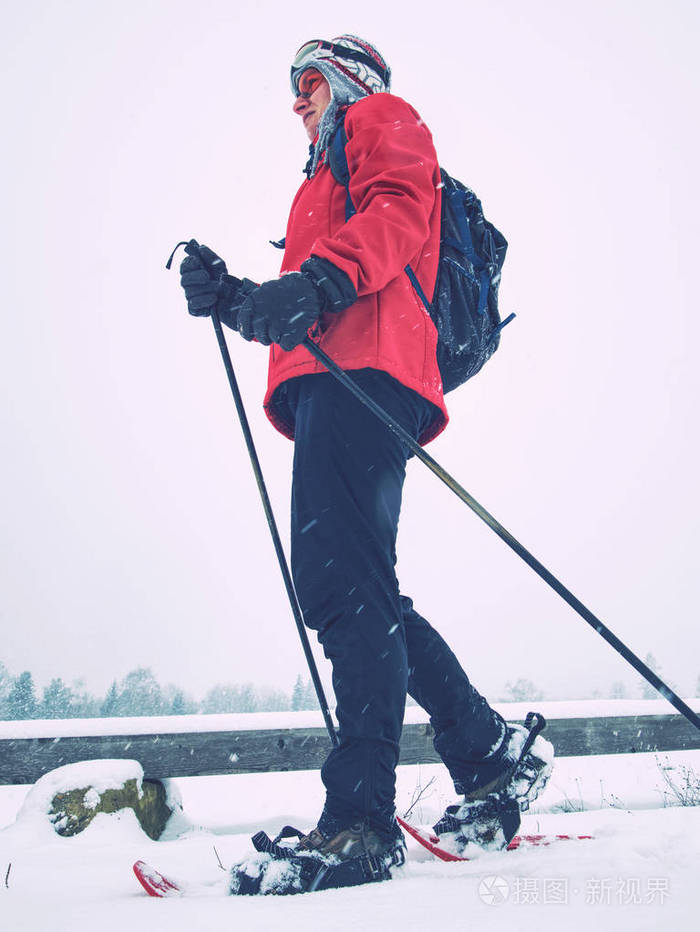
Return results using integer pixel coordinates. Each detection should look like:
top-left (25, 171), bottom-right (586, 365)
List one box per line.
top-left (0, 709), bottom-right (340, 740)
top-left (1, 698), bottom-right (697, 740)
top-left (16, 759), bottom-right (145, 826)
top-left (1, 747), bottom-right (698, 930)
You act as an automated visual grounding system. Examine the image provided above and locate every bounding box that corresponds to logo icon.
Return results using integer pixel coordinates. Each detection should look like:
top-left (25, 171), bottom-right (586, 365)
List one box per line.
top-left (478, 875), bottom-right (510, 905)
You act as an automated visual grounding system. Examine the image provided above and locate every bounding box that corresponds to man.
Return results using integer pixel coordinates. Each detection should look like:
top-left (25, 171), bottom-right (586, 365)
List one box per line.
top-left (180, 35), bottom-right (552, 895)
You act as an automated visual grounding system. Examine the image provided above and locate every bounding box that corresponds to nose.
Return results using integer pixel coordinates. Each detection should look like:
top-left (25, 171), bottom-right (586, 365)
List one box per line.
top-left (293, 94), bottom-right (308, 115)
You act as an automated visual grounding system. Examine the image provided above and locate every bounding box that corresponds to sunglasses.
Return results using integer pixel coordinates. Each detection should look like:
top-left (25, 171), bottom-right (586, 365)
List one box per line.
top-left (291, 39), bottom-right (390, 90)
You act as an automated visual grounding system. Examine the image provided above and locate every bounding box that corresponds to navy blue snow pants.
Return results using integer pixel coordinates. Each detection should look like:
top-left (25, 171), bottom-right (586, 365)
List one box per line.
top-left (287, 369), bottom-right (507, 839)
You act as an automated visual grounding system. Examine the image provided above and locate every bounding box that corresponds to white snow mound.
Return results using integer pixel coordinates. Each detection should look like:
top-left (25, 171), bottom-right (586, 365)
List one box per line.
top-left (15, 759), bottom-right (144, 823)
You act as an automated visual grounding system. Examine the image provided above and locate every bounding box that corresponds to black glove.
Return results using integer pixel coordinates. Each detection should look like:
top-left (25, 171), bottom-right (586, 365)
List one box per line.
top-left (237, 256), bottom-right (357, 351)
top-left (179, 243), bottom-right (242, 317)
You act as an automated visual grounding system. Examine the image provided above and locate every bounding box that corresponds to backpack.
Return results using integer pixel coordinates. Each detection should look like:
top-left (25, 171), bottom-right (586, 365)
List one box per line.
top-left (328, 121), bottom-right (514, 393)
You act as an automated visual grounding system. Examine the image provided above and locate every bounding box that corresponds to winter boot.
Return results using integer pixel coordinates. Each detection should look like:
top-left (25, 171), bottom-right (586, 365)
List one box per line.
top-left (434, 712), bottom-right (554, 854)
top-left (229, 820), bottom-right (406, 895)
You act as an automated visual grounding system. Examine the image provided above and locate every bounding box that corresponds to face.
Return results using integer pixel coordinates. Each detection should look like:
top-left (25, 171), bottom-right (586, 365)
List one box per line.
top-left (292, 68), bottom-right (332, 141)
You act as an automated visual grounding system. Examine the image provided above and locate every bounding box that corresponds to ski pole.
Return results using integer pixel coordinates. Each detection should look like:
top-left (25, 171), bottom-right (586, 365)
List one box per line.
top-left (209, 311), bottom-right (338, 747)
top-left (167, 242), bottom-right (339, 748)
top-left (302, 336), bottom-right (700, 734)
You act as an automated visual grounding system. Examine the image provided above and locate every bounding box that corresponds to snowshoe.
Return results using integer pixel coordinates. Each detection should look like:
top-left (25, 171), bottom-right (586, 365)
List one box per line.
top-left (229, 821), bottom-right (406, 895)
top-left (434, 712), bottom-right (554, 854)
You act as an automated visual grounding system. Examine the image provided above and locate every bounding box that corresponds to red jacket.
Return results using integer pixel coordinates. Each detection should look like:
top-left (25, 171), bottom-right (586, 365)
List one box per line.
top-left (263, 92), bottom-right (449, 445)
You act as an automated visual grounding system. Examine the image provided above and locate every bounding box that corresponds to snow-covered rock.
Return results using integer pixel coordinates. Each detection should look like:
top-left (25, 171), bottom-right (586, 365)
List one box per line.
top-left (14, 759), bottom-right (181, 839)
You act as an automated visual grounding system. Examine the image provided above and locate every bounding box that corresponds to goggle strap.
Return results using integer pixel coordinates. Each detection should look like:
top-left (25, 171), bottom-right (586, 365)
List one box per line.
top-left (293, 40), bottom-right (390, 87)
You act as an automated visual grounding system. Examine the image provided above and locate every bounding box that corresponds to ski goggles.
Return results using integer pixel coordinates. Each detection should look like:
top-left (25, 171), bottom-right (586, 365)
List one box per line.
top-left (295, 68), bottom-right (325, 99)
top-left (290, 39), bottom-right (390, 94)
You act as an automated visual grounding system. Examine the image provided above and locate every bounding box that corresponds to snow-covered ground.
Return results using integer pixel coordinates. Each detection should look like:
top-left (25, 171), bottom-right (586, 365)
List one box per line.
top-left (1, 741), bottom-right (699, 931)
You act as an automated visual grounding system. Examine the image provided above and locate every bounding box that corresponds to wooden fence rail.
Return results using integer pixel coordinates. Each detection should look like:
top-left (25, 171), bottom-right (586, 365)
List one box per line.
top-left (2, 712), bottom-right (699, 785)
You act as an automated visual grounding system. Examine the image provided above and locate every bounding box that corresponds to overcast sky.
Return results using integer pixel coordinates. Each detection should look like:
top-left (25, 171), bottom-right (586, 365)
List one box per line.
top-left (2, 0), bottom-right (699, 707)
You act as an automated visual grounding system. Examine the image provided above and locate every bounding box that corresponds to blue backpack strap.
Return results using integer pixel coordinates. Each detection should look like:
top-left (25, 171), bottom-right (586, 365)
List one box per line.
top-left (444, 186), bottom-right (491, 315)
top-left (444, 187), bottom-right (478, 262)
top-left (404, 265), bottom-right (431, 311)
top-left (328, 121), bottom-right (356, 221)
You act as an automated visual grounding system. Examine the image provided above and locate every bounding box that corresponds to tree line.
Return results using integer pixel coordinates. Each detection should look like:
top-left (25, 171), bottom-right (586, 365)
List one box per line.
top-left (0, 661), bottom-right (320, 721)
top-left (2, 656), bottom-right (696, 722)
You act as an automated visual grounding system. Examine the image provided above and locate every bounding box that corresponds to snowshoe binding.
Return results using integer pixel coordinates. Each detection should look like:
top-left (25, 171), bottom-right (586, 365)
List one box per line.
top-left (229, 820), bottom-right (406, 896)
top-left (434, 712), bottom-right (554, 855)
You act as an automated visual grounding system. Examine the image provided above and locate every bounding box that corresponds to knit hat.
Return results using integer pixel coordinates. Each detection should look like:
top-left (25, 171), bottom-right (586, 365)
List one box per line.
top-left (291, 35), bottom-right (391, 98)
top-left (292, 35), bottom-right (391, 176)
